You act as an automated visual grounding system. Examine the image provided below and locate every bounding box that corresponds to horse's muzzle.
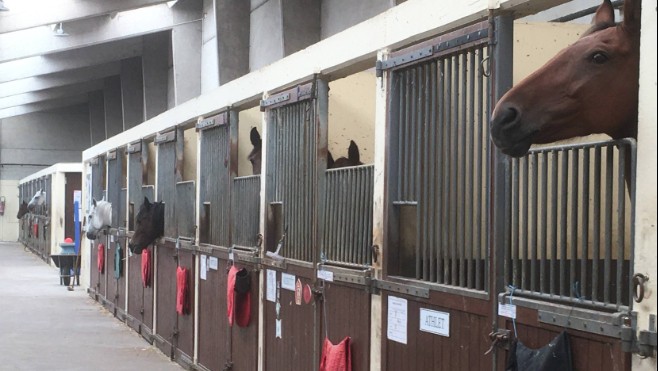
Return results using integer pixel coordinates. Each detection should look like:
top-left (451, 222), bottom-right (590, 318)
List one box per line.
top-left (490, 104), bottom-right (535, 157)
top-left (86, 232), bottom-right (97, 240)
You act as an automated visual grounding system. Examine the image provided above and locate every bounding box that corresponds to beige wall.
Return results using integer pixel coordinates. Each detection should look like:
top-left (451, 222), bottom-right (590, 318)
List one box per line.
top-left (238, 106), bottom-right (263, 177)
top-left (0, 180), bottom-right (19, 242)
top-left (183, 127), bottom-right (198, 181)
top-left (633, 0), bottom-right (657, 367)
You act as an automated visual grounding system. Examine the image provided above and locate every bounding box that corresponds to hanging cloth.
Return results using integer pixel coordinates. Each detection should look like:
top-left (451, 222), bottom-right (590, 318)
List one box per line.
top-left (176, 266), bottom-right (190, 315)
top-left (114, 243), bottom-right (122, 280)
top-left (141, 248), bottom-right (151, 288)
top-left (506, 331), bottom-right (573, 371)
top-left (319, 336), bottom-right (352, 371)
top-left (97, 243), bottom-right (105, 273)
top-left (227, 266), bottom-right (252, 327)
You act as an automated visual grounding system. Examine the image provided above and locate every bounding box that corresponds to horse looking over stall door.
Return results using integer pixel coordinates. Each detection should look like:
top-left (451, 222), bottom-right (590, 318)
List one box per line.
top-left (128, 197), bottom-right (164, 254)
top-left (86, 199), bottom-right (112, 240)
top-left (490, 0), bottom-right (640, 156)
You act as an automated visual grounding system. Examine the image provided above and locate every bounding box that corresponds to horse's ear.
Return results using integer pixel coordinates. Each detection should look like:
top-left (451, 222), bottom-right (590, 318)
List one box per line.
top-left (143, 197), bottom-right (151, 207)
top-left (92, 198), bottom-right (97, 207)
top-left (592, 0), bottom-right (615, 28)
top-left (348, 140), bottom-right (361, 164)
top-left (622, 0), bottom-right (641, 31)
top-left (327, 151), bottom-right (335, 169)
top-left (250, 127), bottom-right (262, 149)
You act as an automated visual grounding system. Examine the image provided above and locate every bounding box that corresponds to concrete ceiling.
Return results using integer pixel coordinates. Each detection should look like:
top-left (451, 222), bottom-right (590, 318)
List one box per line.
top-left (0, 0), bottom-right (179, 119)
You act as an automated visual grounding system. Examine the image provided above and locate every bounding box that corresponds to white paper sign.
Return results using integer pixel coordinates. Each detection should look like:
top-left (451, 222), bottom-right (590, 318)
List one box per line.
top-left (317, 269), bottom-right (334, 282)
top-left (266, 269), bottom-right (276, 302)
top-left (200, 255), bottom-right (207, 280)
top-left (229, 252), bottom-right (234, 261)
top-left (275, 319), bottom-right (282, 339)
top-left (498, 303), bottom-right (517, 319)
top-left (419, 308), bottom-right (450, 337)
top-left (208, 257), bottom-right (218, 270)
top-left (73, 190), bottom-right (82, 206)
top-left (281, 273), bottom-right (296, 291)
top-left (110, 235), bottom-right (115, 243)
top-left (387, 296), bottom-right (408, 344)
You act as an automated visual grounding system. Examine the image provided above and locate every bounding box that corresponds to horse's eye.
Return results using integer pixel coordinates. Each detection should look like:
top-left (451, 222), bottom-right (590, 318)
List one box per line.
top-left (591, 52), bottom-right (609, 64)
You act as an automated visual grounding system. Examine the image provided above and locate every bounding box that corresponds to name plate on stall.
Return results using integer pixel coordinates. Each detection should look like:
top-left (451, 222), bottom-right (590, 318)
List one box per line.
top-left (419, 308), bottom-right (450, 337)
top-left (127, 141), bottom-right (142, 154)
top-left (154, 130), bottom-right (176, 144)
top-left (196, 112), bottom-right (228, 131)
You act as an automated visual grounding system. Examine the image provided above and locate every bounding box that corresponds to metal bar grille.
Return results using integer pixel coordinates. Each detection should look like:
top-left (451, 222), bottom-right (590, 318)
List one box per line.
top-left (128, 151), bottom-right (142, 231)
top-left (176, 181), bottom-right (196, 239)
top-left (266, 98), bottom-right (318, 262)
top-left (107, 149), bottom-right (124, 228)
top-left (199, 125), bottom-right (231, 246)
top-left (321, 165), bottom-right (374, 266)
top-left (157, 141), bottom-right (177, 238)
top-left (91, 157), bottom-right (106, 202)
top-left (389, 42), bottom-right (490, 290)
top-left (232, 175), bottom-right (261, 249)
top-left (505, 139), bottom-right (635, 310)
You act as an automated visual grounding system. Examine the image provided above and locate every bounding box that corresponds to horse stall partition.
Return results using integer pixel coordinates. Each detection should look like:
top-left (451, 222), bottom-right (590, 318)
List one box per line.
top-left (126, 140), bottom-right (156, 338)
top-left (106, 149), bottom-right (127, 317)
top-left (380, 20), bottom-right (497, 370)
top-left (89, 156), bottom-right (108, 302)
top-left (153, 127), bottom-right (196, 365)
top-left (497, 139), bottom-right (636, 371)
top-left (260, 79), bottom-right (328, 371)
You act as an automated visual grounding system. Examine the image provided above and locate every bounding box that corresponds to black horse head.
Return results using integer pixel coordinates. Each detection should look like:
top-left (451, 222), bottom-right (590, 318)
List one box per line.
top-left (328, 140), bottom-right (363, 169)
top-left (247, 127), bottom-right (262, 175)
top-left (16, 200), bottom-right (29, 219)
top-left (128, 196), bottom-right (164, 254)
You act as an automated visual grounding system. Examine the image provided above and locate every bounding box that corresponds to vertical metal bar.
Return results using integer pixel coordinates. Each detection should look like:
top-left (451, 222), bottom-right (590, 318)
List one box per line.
top-left (459, 51), bottom-right (467, 287)
top-left (604, 145), bottom-right (613, 304)
top-left (467, 49), bottom-right (475, 288)
top-left (592, 146), bottom-right (601, 302)
top-left (443, 57), bottom-right (451, 284)
top-left (421, 64), bottom-right (430, 280)
top-left (450, 54), bottom-right (458, 286)
top-left (550, 151), bottom-right (558, 296)
top-left (616, 145), bottom-right (626, 308)
top-left (511, 158), bottom-right (519, 287)
top-left (436, 59), bottom-right (445, 283)
top-left (398, 72), bottom-right (406, 201)
top-left (560, 150), bottom-right (568, 297)
top-left (411, 67), bottom-right (420, 279)
top-left (570, 149), bottom-right (579, 299)
top-left (530, 153), bottom-right (538, 292)
top-left (429, 60), bottom-right (438, 282)
top-left (539, 153), bottom-right (548, 294)
top-left (475, 47), bottom-right (483, 290)
top-left (581, 148), bottom-right (590, 301)
top-left (404, 70), bottom-right (412, 201)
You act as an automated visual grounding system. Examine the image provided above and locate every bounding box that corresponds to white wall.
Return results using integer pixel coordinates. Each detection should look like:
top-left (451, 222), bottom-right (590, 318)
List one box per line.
top-left (0, 180), bottom-right (19, 241)
top-left (633, 0), bottom-right (657, 368)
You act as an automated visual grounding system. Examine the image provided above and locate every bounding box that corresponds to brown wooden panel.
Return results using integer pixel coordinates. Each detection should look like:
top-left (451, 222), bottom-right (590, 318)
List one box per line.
top-left (177, 249), bottom-right (195, 359)
top-left (321, 282), bottom-right (371, 371)
top-left (116, 239), bottom-right (127, 312)
top-left (106, 241), bottom-right (119, 306)
top-left (500, 307), bottom-right (631, 371)
top-left (98, 235), bottom-right (109, 299)
top-left (89, 240), bottom-right (100, 296)
top-left (156, 242), bottom-right (178, 351)
top-left (382, 292), bottom-right (492, 371)
top-left (197, 253), bottom-right (230, 371)
top-left (230, 264), bottom-right (260, 371)
top-left (264, 269), bottom-right (317, 371)
top-left (127, 251), bottom-right (143, 321)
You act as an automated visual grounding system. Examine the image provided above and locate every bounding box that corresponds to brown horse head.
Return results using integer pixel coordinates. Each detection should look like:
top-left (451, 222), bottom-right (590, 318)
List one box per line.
top-left (16, 201), bottom-right (29, 219)
top-left (248, 127), bottom-right (262, 175)
top-left (328, 140), bottom-right (363, 169)
top-left (128, 197), bottom-right (164, 254)
top-left (490, 0), bottom-right (640, 157)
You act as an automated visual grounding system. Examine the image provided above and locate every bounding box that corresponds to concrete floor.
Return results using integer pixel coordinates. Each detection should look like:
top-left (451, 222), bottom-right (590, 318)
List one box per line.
top-left (0, 241), bottom-right (182, 371)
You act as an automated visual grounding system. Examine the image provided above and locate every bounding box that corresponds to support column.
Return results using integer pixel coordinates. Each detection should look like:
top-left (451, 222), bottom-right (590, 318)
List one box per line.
top-left (103, 76), bottom-right (123, 139)
top-left (89, 91), bottom-right (105, 145)
top-left (201, 0), bottom-right (219, 93)
top-left (121, 57), bottom-right (144, 130)
top-left (171, 0), bottom-right (202, 105)
top-left (143, 32), bottom-right (170, 120)
top-left (216, 0), bottom-right (250, 85)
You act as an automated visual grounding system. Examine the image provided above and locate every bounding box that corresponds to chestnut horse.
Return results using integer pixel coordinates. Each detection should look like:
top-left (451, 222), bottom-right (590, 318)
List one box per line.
top-left (490, 0), bottom-right (640, 157)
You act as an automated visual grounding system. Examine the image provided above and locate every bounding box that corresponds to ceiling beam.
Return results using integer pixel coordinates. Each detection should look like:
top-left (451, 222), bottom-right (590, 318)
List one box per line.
top-left (0, 0), bottom-right (172, 34)
top-left (0, 37), bottom-right (142, 84)
top-left (0, 79), bottom-right (104, 110)
top-left (0, 62), bottom-right (120, 98)
top-left (0, 4), bottom-right (196, 63)
top-left (0, 94), bottom-right (90, 120)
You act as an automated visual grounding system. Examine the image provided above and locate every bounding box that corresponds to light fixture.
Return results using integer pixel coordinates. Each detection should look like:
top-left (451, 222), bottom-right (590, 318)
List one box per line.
top-left (0, 0), bottom-right (9, 11)
top-left (53, 22), bottom-right (69, 36)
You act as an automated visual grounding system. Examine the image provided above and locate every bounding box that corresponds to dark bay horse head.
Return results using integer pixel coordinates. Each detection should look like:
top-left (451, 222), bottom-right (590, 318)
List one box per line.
top-left (248, 127), bottom-right (262, 175)
top-left (128, 196), bottom-right (164, 254)
top-left (86, 199), bottom-right (112, 240)
top-left (16, 201), bottom-right (29, 219)
top-left (490, 0), bottom-right (640, 157)
top-left (328, 140), bottom-right (364, 169)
